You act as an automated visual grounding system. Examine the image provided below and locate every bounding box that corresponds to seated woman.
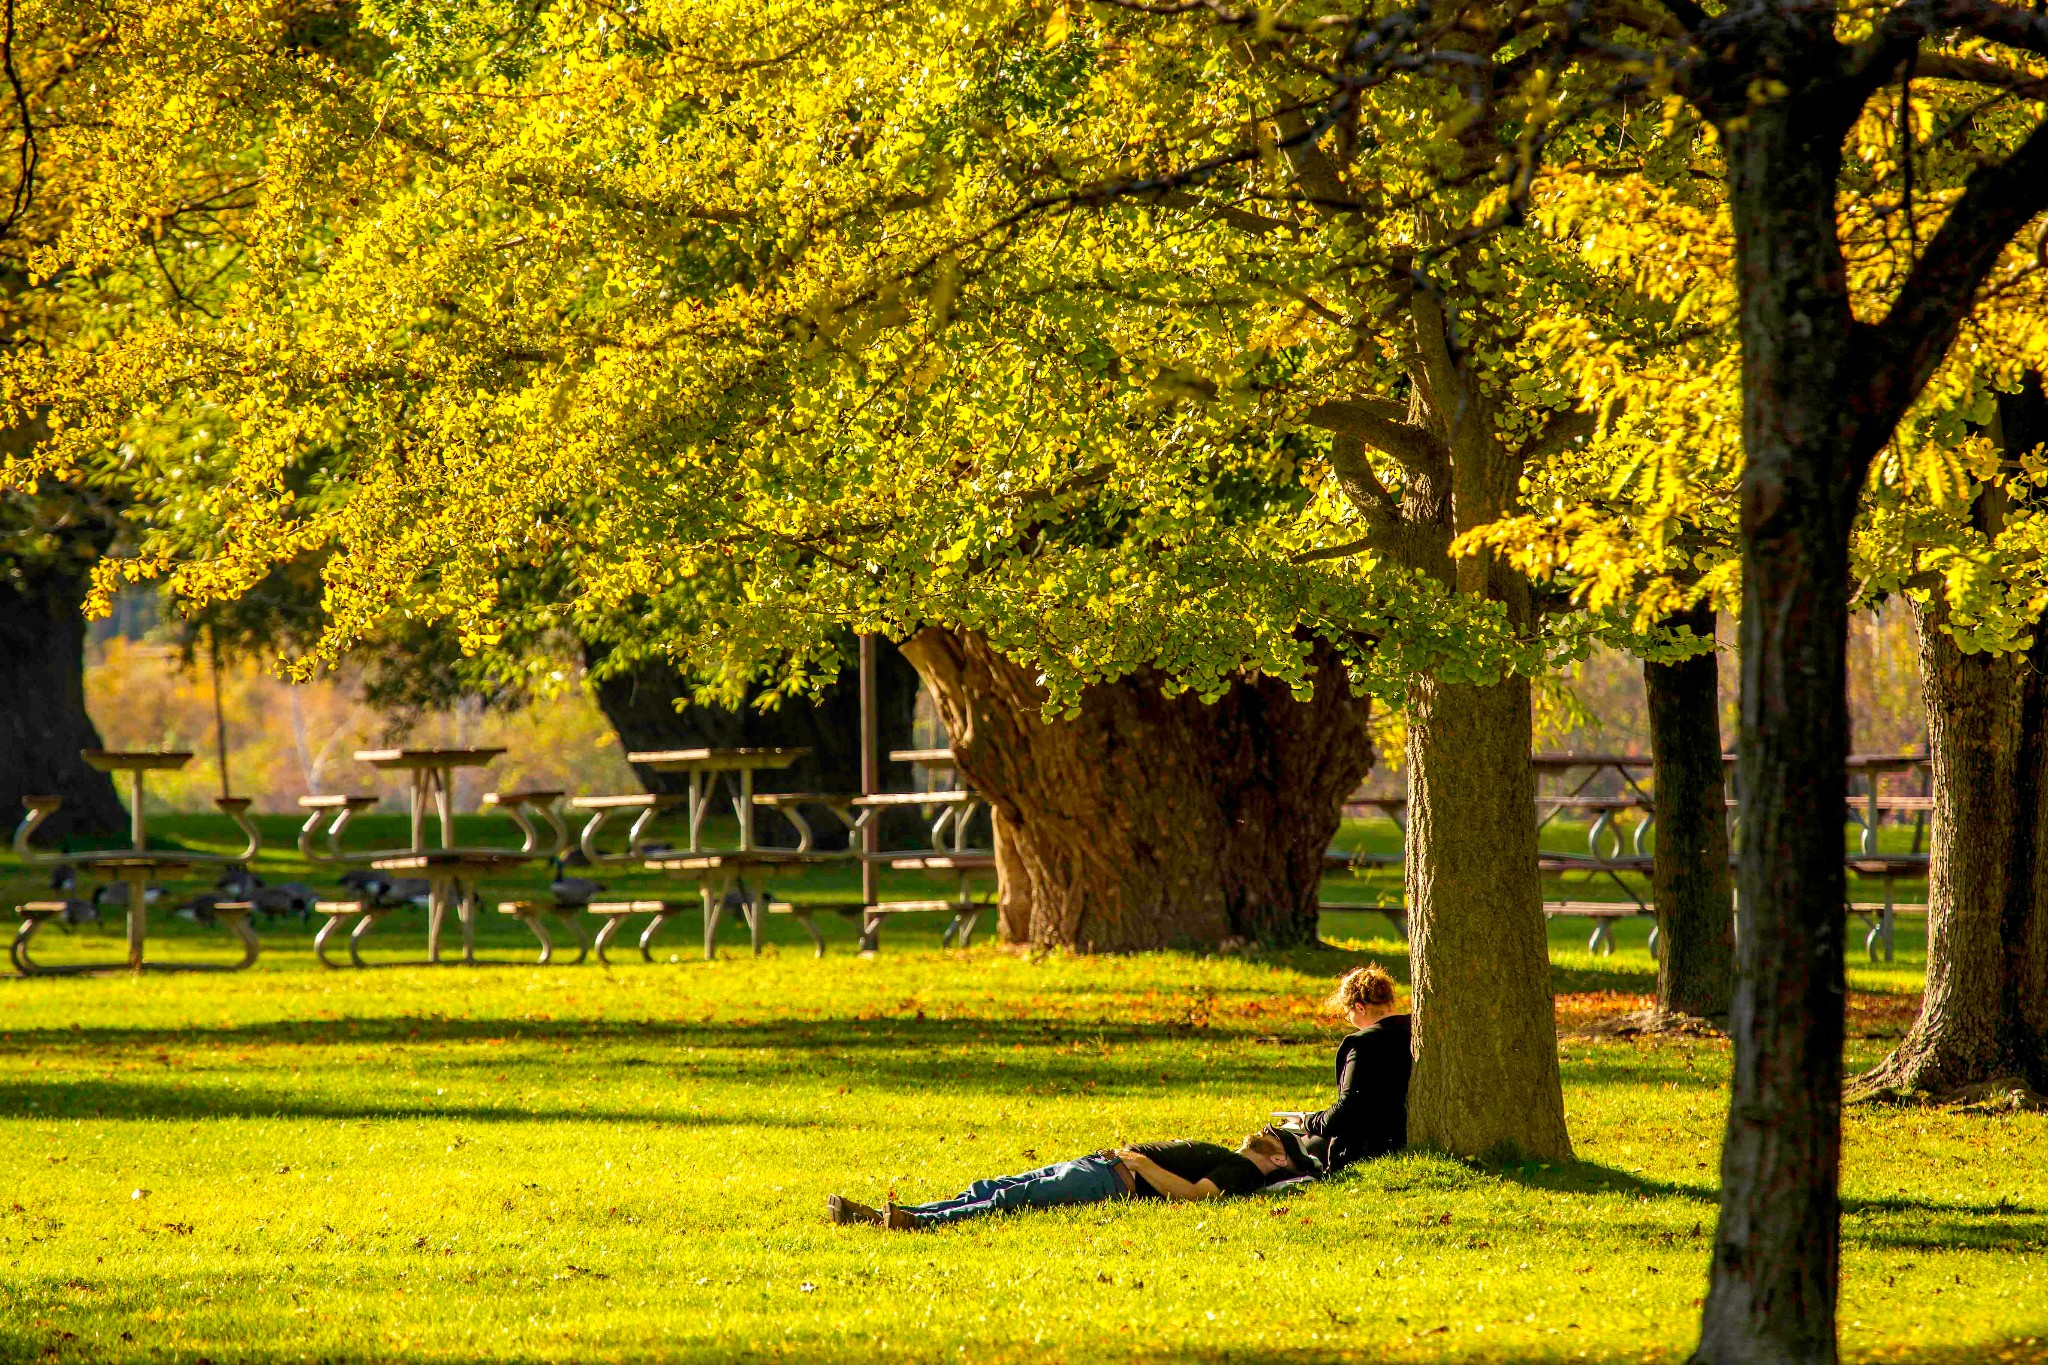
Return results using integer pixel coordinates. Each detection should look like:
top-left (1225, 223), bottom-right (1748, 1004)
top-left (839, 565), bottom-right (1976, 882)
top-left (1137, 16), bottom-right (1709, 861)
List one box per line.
top-left (1296, 964), bottom-right (1411, 1172)
top-left (828, 1128), bottom-right (1311, 1230)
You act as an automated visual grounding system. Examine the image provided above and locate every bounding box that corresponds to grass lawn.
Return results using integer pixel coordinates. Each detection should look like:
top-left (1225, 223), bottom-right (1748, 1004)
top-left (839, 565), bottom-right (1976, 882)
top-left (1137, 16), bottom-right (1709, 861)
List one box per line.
top-left (1, 817), bottom-right (2038, 1363)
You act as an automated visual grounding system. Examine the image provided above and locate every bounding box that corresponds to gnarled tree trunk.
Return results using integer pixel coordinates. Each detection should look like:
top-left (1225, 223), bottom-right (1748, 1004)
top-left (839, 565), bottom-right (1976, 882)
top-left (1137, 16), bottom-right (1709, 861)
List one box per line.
top-left (0, 545), bottom-right (127, 841)
top-left (1644, 604), bottom-right (1735, 1022)
top-left (899, 627), bottom-right (1373, 952)
top-left (1404, 671), bottom-right (1573, 1158)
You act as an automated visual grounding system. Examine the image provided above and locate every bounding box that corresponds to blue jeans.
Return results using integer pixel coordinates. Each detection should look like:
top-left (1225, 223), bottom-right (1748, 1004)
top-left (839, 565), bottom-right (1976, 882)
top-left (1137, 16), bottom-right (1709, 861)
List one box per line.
top-left (898, 1154), bottom-right (1122, 1225)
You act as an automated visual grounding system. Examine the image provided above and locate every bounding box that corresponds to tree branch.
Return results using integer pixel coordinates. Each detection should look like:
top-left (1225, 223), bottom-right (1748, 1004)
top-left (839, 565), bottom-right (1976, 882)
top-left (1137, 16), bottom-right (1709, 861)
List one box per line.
top-left (1517, 409), bottom-right (1598, 462)
top-left (1851, 112), bottom-right (2048, 484)
top-left (1145, 189), bottom-right (1292, 236)
top-left (1307, 398), bottom-right (1451, 481)
top-left (1911, 53), bottom-right (2048, 100)
top-left (1321, 432), bottom-right (1405, 548)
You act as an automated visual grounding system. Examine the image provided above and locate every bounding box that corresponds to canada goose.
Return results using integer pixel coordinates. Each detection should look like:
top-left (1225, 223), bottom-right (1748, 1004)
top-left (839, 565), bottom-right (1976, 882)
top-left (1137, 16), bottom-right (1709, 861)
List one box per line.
top-left (548, 857), bottom-right (606, 908)
top-left (338, 868), bottom-right (393, 902)
top-left (49, 864), bottom-right (77, 894)
top-left (90, 881), bottom-right (163, 911)
top-left (59, 898), bottom-right (97, 926)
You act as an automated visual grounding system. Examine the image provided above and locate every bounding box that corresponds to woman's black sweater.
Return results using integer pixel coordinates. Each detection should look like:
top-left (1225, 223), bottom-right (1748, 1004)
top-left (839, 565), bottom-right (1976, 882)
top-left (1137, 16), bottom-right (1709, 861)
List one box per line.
top-left (1302, 1014), bottom-right (1413, 1171)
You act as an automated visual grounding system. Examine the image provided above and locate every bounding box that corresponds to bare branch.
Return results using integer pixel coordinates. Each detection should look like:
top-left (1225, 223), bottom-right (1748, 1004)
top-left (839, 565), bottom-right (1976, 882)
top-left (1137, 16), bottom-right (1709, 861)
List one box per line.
top-left (0, 0), bottom-right (39, 240)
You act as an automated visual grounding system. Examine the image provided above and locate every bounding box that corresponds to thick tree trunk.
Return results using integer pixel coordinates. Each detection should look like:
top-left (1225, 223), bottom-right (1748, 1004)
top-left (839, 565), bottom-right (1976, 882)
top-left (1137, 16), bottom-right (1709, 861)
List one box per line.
top-left (1855, 372), bottom-right (2048, 1104)
top-left (1644, 604), bottom-right (1735, 1021)
top-left (899, 628), bottom-right (1373, 952)
top-left (1696, 90), bottom-right (1858, 1365)
top-left (0, 551), bottom-right (127, 841)
top-left (1849, 596), bottom-right (2034, 1095)
top-left (2014, 633), bottom-right (2048, 1091)
top-left (583, 637), bottom-right (921, 843)
top-left (1403, 672), bottom-right (1573, 1159)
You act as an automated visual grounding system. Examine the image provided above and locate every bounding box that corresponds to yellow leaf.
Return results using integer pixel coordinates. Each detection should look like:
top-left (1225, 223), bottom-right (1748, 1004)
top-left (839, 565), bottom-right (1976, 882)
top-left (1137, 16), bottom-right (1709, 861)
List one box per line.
top-left (1044, 3), bottom-right (1070, 48)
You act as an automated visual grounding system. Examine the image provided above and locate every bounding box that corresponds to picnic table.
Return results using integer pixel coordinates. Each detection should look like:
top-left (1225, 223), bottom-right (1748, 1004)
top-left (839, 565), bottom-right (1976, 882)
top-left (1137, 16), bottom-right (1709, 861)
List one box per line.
top-left (573, 747), bottom-right (813, 961)
top-left (303, 748), bottom-right (557, 966)
top-left (12, 750), bottom-right (265, 975)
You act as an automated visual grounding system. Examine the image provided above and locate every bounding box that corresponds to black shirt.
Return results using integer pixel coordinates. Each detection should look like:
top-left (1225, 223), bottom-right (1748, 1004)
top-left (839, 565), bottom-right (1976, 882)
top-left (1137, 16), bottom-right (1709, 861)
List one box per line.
top-left (1124, 1140), bottom-right (1267, 1199)
top-left (1303, 1013), bottom-right (1412, 1171)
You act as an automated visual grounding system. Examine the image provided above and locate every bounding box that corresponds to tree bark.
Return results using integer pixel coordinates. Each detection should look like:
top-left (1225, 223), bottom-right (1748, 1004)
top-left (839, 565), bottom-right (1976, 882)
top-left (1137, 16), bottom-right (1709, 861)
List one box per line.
top-left (1404, 671), bottom-right (1574, 1158)
top-left (1855, 376), bottom-right (2048, 1100)
top-left (0, 547), bottom-right (128, 841)
top-left (1696, 83), bottom-right (1859, 1365)
top-left (899, 627), bottom-right (1373, 952)
top-left (1644, 604), bottom-right (1735, 1021)
top-left (1848, 595), bottom-right (2038, 1095)
top-left (2014, 632), bottom-right (2048, 1092)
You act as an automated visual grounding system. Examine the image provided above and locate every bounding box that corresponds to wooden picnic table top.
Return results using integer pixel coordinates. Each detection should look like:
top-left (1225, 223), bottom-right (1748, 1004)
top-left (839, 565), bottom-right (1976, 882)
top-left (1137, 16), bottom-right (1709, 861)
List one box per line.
top-left (889, 748), bottom-right (957, 767)
top-left (81, 749), bottom-right (194, 773)
top-left (852, 790), bottom-right (979, 807)
top-left (298, 793), bottom-right (381, 811)
top-left (61, 851), bottom-right (216, 870)
top-left (369, 850), bottom-right (544, 871)
top-left (645, 850), bottom-right (816, 871)
top-left (353, 747), bottom-right (506, 770)
top-left (625, 747), bottom-right (810, 772)
top-left (568, 792), bottom-right (688, 810)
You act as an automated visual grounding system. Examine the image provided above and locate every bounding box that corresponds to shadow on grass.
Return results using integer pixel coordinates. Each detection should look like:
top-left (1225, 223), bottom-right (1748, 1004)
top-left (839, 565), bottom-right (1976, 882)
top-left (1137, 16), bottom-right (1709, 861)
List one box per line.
top-left (0, 1073), bottom-right (828, 1127)
top-left (1476, 1154), bottom-right (2048, 1253)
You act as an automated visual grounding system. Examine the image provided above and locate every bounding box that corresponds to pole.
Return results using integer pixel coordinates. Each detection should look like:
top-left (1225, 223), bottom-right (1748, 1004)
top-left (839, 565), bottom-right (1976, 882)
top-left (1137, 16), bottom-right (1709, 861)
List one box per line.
top-left (210, 630), bottom-right (231, 801)
top-left (860, 634), bottom-right (879, 905)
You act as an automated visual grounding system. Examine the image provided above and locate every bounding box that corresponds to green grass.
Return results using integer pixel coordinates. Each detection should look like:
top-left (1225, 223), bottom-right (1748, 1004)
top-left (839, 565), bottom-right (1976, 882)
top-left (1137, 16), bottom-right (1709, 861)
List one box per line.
top-left (1, 818), bottom-right (2036, 1363)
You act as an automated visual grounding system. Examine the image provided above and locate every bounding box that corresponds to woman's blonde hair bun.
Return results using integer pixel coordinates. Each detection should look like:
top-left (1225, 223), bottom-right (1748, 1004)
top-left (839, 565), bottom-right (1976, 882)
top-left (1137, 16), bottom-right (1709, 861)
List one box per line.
top-left (1322, 963), bottom-right (1397, 1017)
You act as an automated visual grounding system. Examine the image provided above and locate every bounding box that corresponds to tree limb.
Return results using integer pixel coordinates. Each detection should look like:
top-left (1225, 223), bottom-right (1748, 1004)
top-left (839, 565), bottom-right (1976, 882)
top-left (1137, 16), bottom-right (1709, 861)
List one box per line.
top-left (1911, 53), bottom-right (2048, 100)
top-left (1307, 398), bottom-right (1451, 481)
top-left (1145, 189), bottom-right (1292, 236)
top-left (1517, 409), bottom-right (1599, 462)
top-left (1321, 431), bottom-right (1404, 548)
top-left (1851, 112), bottom-right (2048, 489)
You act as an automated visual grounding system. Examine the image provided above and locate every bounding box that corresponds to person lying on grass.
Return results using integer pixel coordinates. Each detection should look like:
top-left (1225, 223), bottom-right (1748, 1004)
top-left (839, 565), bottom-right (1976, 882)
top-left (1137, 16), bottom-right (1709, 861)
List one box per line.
top-left (828, 1128), bottom-right (1315, 1230)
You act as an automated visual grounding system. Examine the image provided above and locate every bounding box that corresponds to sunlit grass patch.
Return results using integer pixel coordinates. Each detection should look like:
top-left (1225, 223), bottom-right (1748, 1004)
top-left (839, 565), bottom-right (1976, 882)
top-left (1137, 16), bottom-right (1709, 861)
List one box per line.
top-left (1, 920), bottom-right (2043, 1364)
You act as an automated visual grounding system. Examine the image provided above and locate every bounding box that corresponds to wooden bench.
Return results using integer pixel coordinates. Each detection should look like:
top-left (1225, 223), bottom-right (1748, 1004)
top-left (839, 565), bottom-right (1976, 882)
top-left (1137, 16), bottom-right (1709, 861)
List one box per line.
top-left (1544, 900), bottom-right (1649, 956)
top-left (495, 899), bottom-right (590, 965)
top-left (568, 792), bottom-right (689, 864)
top-left (1323, 849), bottom-right (1403, 870)
top-left (12, 901), bottom-right (84, 974)
top-left (14, 898), bottom-right (258, 975)
top-left (312, 899), bottom-right (391, 969)
top-left (1314, 900), bottom-right (1410, 940)
top-left (586, 893), bottom-right (782, 963)
top-left (296, 794), bottom-right (380, 863)
top-left (1849, 900), bottom-right (1928, 963)
top-left (481, 789), bottom-right (570, 857)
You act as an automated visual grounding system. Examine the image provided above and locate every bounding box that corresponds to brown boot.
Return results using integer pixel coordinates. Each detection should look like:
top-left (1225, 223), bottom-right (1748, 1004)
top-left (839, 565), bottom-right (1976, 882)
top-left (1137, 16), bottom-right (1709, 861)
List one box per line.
top-left (886, 1204), bottom-right (919, 1231)
top-left (827, 1194), bottom-right (885, 1227)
